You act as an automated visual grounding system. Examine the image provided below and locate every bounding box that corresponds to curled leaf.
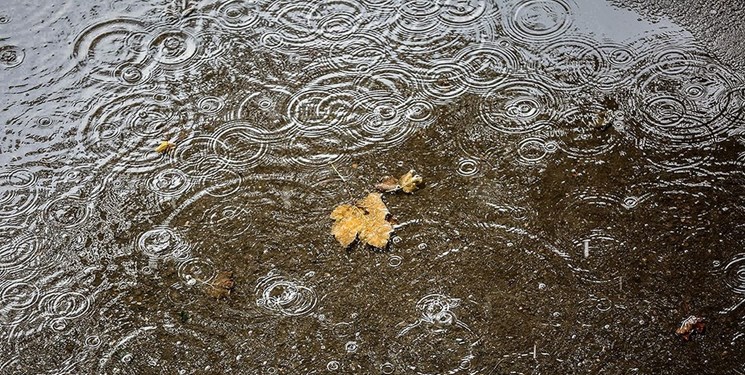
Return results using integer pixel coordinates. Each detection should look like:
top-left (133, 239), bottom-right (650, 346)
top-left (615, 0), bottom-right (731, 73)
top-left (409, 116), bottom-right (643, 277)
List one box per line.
top-left (375, 176), bottom-right (400, 193)
top-left (155, 140), bottom-right (176, 154)
top-left (205, 271), bottom-right (235, 299)
top-left (330, 192), bottom-right (393, 248)
top-left (399, 170), bottom-right (423, 193)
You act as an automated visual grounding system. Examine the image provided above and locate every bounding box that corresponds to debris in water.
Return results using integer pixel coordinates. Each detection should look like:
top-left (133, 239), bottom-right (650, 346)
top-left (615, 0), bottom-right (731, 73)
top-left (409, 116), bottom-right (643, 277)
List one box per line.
top-left (205, 271), bottom-right (235, 299)
top-left (375, 169), bottom-right (423, 193)
top-left (155, 140), bottom-right (176, 154)
top-left (375, 175), bottom-right (400, 193)
top-left (399, 170), bottom-right (423, 193)
top-left (595, 110), bottom-right (618, 132)
top-left (675, 315), bottom-right (705, 341)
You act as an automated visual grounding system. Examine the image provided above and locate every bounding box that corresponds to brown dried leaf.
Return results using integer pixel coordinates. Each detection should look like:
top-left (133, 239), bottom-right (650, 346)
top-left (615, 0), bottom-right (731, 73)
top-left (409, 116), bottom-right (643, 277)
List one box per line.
top-left (206, 271), bottom-right (235, 299)
top-left (375, 175), bottom-right (400, 193)
top-left (155, 140), bottom-right (176, 154)
top-left (330, 193), bottom-right (393, 248)
top-left (399, 170), bottom-right (423, 193)
top-left (675, 316), bottom-right (705, 341)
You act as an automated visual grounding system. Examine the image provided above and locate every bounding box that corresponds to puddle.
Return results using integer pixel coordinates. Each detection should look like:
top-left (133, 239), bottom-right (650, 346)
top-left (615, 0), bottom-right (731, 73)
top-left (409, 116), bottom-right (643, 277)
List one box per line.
top-left (1, 0), bottom-right (744, 373)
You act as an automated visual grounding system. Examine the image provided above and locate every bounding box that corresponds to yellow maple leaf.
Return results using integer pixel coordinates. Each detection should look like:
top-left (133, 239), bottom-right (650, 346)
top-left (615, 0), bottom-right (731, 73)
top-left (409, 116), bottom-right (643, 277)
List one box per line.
top-left (330, 193), bottom-right (393, 248)
top-left (399, 170), bottom-right (423, 193)
top-left (330, 204), bottom-right (364, 248)
top-left (155, 140), bottom-right (176, 154)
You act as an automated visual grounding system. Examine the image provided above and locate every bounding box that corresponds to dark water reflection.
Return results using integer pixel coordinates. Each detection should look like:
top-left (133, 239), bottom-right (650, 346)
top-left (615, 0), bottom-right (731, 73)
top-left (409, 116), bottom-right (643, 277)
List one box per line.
top-left (1, 0), bottom-right (744, 373)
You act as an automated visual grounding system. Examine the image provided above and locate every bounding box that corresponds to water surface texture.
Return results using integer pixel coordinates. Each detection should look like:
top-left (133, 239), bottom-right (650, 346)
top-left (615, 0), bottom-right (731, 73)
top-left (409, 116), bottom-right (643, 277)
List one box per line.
top-left (1, 0), bottom-right (745, 374)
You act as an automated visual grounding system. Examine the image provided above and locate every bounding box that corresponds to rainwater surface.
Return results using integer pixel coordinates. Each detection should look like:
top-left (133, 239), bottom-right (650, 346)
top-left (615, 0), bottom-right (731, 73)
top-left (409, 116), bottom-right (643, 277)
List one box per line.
top-left (1, 0), bottom-right (744, 374)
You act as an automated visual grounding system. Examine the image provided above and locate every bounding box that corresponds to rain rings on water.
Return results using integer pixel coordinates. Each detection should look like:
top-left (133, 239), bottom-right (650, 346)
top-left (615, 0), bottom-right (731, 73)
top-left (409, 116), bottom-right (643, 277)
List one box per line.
top-left (71, 17), bottom-right (229, 82)
top-left (178, 257), bottom-right (218, 286)
top-left (43, 196), bottom-right (91, 229)
top-left (0, 169), bottom-right (39, 222)
top-left (453, 41), bottom-right (524, 93)
top-left (629, 41), bottom-right (742, 147)
top-left (723, 253), bottom-right (745, 295)
top-left (0, 231), bottom-right (41, 278)
top-left (570, 229), bottom-right (626, 282)
top-left (502, 0), bottom-right (577, 44)
top-left (554, 101), bottom-right (622, 158)
top-left (230, 86), bottom-right (298, 138)
top-left (78, 91), bottom-right (189, 173)
top-left (146, 168), bottom-right (192, 198)
top-left (396, 294), bottom-right (476, 374)
top-left (517, 137), bottom-right (558, 163)
top-left (208, 121), bottom-right (271, 170)
top-left (137, 227), bottom-right (187, 259)
top-left (196, 96), bottom-right (226, 117)
top-left (255, 272), bottom-right (318, 317)
top-left (480, 79), bottom-right (561, 134)
top-left (38, 291), bottom-right (93, 324)
top-left (0, 281), bottom-right (40, 327)
top-left (399, 293), bottom-right (470, 336)
top-left (214, 1), bottom-right (261, 31)
top-left (97, 325), bottom-right (221, 374)
top-left (71, 19), bottom-right (150, 82)
top-left (4, 0), bottom-right (745, 372)
top-left (456, 158), bottom-right (481, 176)
top-left (538, 36), bottom-right (608, 91)
top-left (325, 33), bottom-right (390, 72)
top-left (0, 45), bottom-right (25, 68)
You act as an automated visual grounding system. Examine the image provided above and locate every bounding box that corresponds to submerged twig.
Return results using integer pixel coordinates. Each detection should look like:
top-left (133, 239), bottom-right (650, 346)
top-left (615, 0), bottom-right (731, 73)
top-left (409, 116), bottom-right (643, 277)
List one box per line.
top-left (330, 163), bottom-right (354, 201)
top-left (330, 163), bottom-right (346, 183)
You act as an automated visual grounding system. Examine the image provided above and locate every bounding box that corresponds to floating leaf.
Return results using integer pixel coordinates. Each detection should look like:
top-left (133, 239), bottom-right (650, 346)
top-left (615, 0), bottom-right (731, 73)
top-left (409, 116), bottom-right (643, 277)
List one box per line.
top-left (399, 170), bottom-right (423, 193)
top-left (205, 271), bottom-right (235, 299)
top-left (675, 315), bottom-right (705, 341)
top-left (155, 140), bottom-right (176, 154)
top-left (330, 192), bottom-right (393, 248)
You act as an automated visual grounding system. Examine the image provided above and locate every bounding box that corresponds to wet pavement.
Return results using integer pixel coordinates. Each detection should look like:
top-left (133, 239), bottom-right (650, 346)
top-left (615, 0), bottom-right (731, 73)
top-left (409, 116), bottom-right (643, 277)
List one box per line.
top-left (1, 0), bottom-right (744, 374)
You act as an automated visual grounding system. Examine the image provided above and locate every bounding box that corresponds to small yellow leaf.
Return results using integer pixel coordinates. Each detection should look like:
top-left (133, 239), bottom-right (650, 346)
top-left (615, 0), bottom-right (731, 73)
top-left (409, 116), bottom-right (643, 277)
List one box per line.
top-left (330, 193), bottom-right (393, 248)
top-left (155, 140), bottom-right (176, 154)
top-left (399, 170), bottom-right (423, 193)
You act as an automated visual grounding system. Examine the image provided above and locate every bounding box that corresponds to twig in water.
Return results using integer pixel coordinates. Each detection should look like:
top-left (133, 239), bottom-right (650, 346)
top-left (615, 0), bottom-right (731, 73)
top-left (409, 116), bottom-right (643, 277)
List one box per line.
top-left (330, 163), bottom-right (346, 182)
top-left (329, 163), bottom-right (354, 201)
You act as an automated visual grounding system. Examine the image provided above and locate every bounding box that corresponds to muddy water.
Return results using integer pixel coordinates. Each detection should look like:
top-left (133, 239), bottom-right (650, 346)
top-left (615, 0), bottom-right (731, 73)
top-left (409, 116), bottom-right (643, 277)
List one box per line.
top-left (1, 0), bottom-right (744, 374)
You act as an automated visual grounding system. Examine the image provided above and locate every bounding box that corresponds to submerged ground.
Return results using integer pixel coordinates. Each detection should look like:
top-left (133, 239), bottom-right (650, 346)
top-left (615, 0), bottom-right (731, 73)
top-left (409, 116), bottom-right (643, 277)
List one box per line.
top-left (1, 0), bottom-right (744, 374)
